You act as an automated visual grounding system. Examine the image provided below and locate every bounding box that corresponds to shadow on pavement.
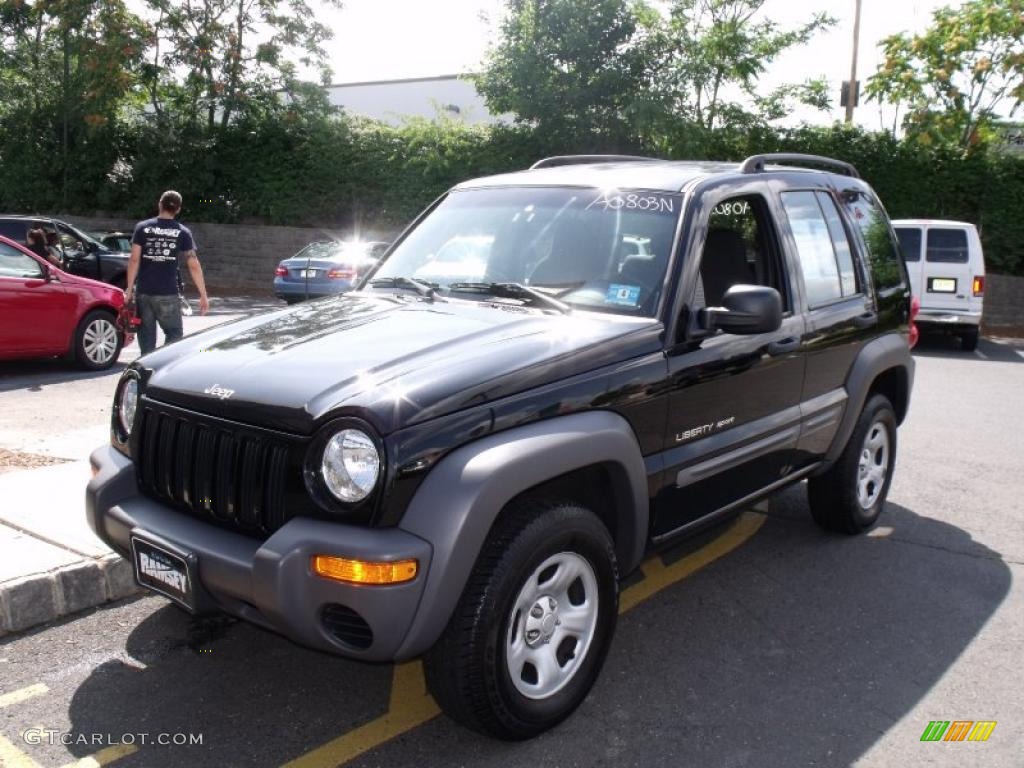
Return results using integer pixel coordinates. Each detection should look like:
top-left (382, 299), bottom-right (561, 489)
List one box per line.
top-left (913, 332), bottom-right (1024, 363)
top-left (65, 490), bottom-right (1010, 767)
top-left (0, 359), bottom-right (127, 393)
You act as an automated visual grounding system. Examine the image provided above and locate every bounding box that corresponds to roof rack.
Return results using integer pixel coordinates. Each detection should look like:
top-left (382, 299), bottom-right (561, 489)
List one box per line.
top-left (530, 154), bottom-right (659, 170)
top-left (739, 153), bottom-right (860, 179)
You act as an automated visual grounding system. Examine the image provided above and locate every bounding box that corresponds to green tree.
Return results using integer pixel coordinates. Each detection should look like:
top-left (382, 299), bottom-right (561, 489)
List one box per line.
top-left (141, 0), bottom-right (344, 130)
top-left (474, 0), bottom-right (656, 148)
top-left (653, 0), bottom-right (834, 132)
top-left (0, 0), bottom-right (146, 209)
top-left (866, 0), bottom-right (1024, 149)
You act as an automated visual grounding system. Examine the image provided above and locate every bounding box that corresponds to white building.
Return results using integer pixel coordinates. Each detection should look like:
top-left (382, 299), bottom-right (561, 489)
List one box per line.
top-left (324, 74), bottom-right (506, 125)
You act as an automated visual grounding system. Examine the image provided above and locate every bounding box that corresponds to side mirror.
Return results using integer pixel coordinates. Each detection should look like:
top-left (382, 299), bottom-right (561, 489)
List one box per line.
top-left (700, 284), bottom-right (782, 335)
top-left (85, 241), bottom-right (98, 253)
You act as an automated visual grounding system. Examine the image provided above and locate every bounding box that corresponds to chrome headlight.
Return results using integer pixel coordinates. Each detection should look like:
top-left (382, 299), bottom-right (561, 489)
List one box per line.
top-left (118, 377), bottom-right (138, 437)
top-left (321, 429), bottom-right (380, 502)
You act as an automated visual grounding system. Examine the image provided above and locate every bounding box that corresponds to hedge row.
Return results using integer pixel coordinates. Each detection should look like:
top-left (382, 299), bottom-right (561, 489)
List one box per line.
top-left (1, 115), bottom-right (1022, 274)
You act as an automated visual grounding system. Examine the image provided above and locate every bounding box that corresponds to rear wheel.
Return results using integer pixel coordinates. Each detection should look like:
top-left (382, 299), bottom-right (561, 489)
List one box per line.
top-left (74, 310), bottom-right (122, 370)
top-left (960, 329), bottom-right (979, 351)
top-left (424, 499), bottom-right (618, 740)
top-left (808, 394), bottom-right (897, 534)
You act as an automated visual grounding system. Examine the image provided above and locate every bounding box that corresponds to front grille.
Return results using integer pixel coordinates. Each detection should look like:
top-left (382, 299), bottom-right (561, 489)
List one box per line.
top-left (133, 399), bottom-right (301, 535)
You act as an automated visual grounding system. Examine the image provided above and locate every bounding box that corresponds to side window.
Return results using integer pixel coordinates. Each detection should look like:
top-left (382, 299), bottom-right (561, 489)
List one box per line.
top-left (780, 191), bottom-right (843, 307)
top-left (894, 227), bottom-right (922, 262)
top-left (815, 191), bottom-right (858, 296)
top-left (0, 221), bottom-right (27, 241)
top-left (841, 190), bottom-right (905, 293)
top-left (694, 194), bottom-right (789, 311)
top-left (0, 243), bottom-right (44, 278)
top-left (926, 229), bottom-right (969, 263)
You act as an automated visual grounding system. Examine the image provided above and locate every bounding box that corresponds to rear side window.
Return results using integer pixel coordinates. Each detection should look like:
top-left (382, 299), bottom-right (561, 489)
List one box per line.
top-left (926, 229), bottom-right (969, 263)
top-left (781, 191), bottom-right (859, 307)
top-left (841, 190), bottom-right (905, 293)
top-left (0, 220), bottom-right (28, 241)
top-left (894, 228), bottom-right (922, 262)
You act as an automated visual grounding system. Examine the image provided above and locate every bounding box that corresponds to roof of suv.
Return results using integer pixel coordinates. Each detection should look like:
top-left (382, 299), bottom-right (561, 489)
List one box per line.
top-left (454, 154), bottom-right (864, 193)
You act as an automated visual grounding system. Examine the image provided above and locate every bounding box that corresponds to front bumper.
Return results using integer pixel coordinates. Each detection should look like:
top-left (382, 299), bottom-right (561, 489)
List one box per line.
top-left (86, 445), bottom-right (432, 661)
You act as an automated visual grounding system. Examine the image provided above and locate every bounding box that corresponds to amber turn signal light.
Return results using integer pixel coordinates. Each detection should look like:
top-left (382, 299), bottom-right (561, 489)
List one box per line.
top-left (312, 555), bottom-right (418, 585)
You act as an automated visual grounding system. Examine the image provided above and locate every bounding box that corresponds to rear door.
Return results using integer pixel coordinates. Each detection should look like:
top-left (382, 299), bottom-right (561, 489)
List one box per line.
top-left (893, 225), bottom-right (924, 299)
top-left (921, 226), bottom-right (972, 311)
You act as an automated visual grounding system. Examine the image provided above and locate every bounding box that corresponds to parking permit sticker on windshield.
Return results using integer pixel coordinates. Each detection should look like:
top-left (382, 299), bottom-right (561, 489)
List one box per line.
top-left (606, 284), bottom-right (641, 306)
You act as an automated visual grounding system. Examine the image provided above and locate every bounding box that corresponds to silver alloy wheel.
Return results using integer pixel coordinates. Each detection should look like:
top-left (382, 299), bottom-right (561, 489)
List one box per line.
top-left (505, 551), bottom-right (599, 700)
top-left (82, 317), bottom-right (118, 365)
top-left (857, 420), bottom-right (890, 509)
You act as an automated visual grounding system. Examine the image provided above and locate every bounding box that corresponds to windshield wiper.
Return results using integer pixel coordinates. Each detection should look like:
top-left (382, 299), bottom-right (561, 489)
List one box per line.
top-left (368, 276), bottom-right (437, 300)
top-left (448, 282), bottom-right (571, 314)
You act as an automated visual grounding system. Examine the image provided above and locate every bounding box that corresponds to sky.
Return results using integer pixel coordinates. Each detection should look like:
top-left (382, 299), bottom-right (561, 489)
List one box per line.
top-left (312, 0), bottom-right (970, 128)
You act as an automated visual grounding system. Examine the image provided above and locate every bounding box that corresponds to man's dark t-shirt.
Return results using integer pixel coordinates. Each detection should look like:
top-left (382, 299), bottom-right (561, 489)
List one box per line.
top-left (131, 217), bottom-right (195, 296)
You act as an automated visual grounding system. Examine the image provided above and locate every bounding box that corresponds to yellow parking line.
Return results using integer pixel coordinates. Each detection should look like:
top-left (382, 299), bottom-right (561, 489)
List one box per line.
top-left (282, 661), bottom-right (439, 768)
top-left (0, 734), bottom-right (43, 768)
top-left (0, 684), bottom-right (48, 709)
top-left (283, 509), bottom-right (766, 768)
top-left (59, 743), bottom-right (139, 768)
top-left (619, 510), bottom-right (765, 613)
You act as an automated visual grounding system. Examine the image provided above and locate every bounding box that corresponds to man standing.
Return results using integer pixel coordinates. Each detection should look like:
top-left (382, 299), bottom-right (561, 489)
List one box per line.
top-left (124, 190), bottom-right (209, 354)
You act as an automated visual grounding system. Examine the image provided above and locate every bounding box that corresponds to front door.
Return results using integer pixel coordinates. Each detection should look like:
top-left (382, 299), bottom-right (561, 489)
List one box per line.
top-left (0, 243), bottom-right (71, 355)
top-left (652, 188), bottom-right (806, 539)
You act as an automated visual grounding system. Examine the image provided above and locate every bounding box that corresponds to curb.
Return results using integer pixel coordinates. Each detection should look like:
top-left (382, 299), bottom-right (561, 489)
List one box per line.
top-left (0, 553), bottom-right (142, 636)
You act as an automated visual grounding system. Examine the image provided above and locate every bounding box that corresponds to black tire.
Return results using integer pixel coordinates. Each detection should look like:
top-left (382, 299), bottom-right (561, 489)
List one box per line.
top-left (424, 499), bottom-right (618, 740)
top-left (74, 309), bottom-right (123, 370)
top-left (807, 394), bottom-right (897, 534)
top-left (960, 329), bottom-right (979, 351)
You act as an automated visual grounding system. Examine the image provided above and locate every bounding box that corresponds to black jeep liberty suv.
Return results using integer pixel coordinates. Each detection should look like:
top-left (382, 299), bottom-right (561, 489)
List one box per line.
top-left (87, 153), bottom-right (916, 739)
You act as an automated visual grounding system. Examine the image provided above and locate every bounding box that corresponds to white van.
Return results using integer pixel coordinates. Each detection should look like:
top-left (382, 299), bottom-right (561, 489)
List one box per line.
top-left (891, 220), bottom-right (985, 350)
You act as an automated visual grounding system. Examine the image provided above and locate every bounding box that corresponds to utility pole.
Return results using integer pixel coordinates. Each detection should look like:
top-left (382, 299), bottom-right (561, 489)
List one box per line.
top-left (845, 0), bottom-right (863, 123)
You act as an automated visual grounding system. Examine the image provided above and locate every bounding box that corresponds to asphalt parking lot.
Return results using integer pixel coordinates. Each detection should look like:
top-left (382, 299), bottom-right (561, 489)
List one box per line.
top-left (1, 329), bottom-right (1022, 767)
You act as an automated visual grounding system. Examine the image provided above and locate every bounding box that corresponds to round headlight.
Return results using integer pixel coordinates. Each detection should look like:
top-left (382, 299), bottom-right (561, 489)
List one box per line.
top-left (321, 429), bottom-right (380, 502)
top-left (118, 378), bottom-right (138, 436)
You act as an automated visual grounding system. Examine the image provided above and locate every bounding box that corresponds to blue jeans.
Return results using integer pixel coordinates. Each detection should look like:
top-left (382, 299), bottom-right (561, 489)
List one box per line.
top-left (138, 294), bottom-right (183, 354)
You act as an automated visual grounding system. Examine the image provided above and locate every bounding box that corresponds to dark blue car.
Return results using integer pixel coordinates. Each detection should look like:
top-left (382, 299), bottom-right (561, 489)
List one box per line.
top-left (273, 241), bottom-right (389, 303)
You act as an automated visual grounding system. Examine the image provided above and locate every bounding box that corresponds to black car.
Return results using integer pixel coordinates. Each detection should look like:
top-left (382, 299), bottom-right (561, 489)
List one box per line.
top-left (88, 153), bottom-right (916, 739)
top-left (0, 215), bottom-right (130, 287)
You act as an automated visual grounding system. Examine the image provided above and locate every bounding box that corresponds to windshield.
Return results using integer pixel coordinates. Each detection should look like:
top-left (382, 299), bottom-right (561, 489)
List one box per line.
top-left (368, 186), bottom-right (681, 315)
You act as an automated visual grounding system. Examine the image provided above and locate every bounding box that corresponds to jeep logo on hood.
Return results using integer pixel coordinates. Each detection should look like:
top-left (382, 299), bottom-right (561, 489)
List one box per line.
top-left (203, 384), bottom-right (234, 400)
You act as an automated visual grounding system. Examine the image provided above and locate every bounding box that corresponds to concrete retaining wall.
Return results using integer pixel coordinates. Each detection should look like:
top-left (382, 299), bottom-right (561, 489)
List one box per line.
top-left (61, 214), bottom-right (369, 295)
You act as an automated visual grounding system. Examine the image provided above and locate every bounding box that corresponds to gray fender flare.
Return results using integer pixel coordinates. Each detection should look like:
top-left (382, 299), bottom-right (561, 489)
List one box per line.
top-left (394, 409), bottom-right (648, 659)
top-left (822, 333), bottom-right (915, 467)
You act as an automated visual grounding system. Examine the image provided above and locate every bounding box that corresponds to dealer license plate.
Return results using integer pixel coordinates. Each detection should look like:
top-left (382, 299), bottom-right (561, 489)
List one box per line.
top-left (131, 535), bottom-right (195, 611)
top-left (928, 277), bottom-right (957, 293)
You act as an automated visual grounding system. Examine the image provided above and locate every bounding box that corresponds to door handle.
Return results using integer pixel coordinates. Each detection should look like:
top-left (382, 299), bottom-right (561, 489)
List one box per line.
top-left (852, 311), bottom-right (877, 329)
top-left (767, 337), bottom-right (800, 356)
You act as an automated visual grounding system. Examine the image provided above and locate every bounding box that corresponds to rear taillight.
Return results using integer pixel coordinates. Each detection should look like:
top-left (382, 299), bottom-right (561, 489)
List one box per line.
top-left (909, 295), bottom-right (920, 349)
top-left (973, 275), bottom-right (984, 296)
top-left (274, 264), bottom-right (288, 277)
top-left (328, 267), bottom-right (356, 279)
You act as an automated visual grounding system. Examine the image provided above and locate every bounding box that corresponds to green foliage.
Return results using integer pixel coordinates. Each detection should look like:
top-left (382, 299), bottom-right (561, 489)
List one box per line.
top-left (473, 0), bottom-right (652, 148)
top-left (866, 0), bottom-right (1024, 148)
top-left (652, 0), bottom-right (835, 131)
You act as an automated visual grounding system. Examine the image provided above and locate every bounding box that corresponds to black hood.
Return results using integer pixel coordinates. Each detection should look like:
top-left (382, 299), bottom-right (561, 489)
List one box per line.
top-left (137, 293), bottom-right (662, 435)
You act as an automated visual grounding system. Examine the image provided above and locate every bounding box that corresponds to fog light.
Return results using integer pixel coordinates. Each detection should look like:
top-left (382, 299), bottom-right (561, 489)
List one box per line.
top-left (312, 556), bottom-right (417, 585)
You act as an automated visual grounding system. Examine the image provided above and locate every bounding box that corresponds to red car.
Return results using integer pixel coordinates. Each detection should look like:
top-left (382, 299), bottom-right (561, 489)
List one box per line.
top-left (0, 235), bottom-right (129, 370)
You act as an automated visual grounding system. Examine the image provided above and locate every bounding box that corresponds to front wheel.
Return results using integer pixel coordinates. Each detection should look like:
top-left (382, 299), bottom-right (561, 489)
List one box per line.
top-left (808, 394), bottom-right (897, 533)
top-left (424, 500), bottom-right (618, 740)
top-left (74, 310), bottom-right (122, 370)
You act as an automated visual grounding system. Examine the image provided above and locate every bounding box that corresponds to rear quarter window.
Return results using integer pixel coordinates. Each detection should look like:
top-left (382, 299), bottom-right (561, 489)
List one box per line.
top-left (0, 220), bottom-right (28, 241)
top-left (841, 191), bottom-right (906, 294)
top-left (926, 229), bottom-right (969, 263)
